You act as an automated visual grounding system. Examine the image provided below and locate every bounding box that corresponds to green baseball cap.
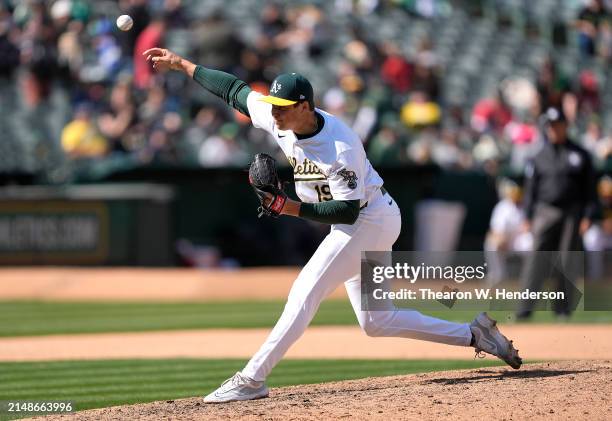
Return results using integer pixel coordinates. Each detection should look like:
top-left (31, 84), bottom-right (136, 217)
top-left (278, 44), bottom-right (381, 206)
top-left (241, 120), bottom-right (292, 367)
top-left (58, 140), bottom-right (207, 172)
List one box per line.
top-left (259, 73), bottom-right (314, 107)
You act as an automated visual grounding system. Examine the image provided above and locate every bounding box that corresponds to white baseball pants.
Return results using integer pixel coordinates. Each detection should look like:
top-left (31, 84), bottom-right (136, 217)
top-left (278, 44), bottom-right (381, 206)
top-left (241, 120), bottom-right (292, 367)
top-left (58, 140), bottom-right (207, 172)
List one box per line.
top-left (242, 192), bottom-right (473, 381)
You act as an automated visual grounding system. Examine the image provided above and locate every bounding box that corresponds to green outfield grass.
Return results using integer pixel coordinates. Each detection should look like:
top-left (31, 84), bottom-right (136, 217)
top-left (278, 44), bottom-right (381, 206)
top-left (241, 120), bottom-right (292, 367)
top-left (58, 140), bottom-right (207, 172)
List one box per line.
top-left (0, 358), bottom-right (505, 420)
top-left (0, 300), bottom-right (611, 337)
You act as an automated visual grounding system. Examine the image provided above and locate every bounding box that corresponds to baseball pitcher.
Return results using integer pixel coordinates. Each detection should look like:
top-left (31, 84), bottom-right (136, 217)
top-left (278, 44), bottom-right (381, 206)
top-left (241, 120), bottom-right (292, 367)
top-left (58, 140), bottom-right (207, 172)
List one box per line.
top-left (143, 47), bottom-right (522, 403)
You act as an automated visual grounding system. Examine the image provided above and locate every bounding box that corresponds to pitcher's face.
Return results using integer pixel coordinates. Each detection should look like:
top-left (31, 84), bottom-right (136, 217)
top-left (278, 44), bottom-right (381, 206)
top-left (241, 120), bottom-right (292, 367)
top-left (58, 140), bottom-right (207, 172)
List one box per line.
top-left (271, 102), bottom-right (308, 131)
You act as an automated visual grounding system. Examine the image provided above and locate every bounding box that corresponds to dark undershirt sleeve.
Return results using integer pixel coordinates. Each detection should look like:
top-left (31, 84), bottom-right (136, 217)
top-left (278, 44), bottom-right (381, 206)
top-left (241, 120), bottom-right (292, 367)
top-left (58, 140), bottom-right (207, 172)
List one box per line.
top-left (299, 200), bottom-right (360, 225)
top-left (192, 65), bottom-right (251, 116)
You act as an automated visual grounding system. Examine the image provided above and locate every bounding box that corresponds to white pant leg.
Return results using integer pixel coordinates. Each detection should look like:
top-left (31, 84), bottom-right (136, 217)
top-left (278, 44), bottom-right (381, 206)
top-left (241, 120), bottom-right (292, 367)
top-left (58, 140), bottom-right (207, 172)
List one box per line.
top-left (345, 278), bottom-right (472, 346)
top-left (242, 208), bottom-right (394, 381)
top-left (345, 200), bottom-right (472, 347)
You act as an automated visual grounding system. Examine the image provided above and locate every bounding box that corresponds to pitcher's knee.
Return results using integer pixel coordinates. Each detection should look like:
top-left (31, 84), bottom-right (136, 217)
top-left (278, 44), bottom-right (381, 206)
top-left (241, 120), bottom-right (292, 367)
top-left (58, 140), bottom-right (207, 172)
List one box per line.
top-left (359, 312), bottom-right (393, 337)
top-left (362, 321), bottom-right (381, 337)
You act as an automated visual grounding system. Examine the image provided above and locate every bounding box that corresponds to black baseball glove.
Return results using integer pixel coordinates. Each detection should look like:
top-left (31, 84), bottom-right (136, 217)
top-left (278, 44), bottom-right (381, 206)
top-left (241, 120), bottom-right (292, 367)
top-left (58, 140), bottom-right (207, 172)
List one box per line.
top-left (248, 153), bottom-right (287, 218)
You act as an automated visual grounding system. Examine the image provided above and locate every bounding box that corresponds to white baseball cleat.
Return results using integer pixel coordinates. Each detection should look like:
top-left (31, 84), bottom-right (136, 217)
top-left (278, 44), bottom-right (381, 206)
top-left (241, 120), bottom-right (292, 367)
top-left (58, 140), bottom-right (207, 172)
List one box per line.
top-left (470, 312), bottom-right (522, 369)
top-left (203, 372), bottom-right (269, 403)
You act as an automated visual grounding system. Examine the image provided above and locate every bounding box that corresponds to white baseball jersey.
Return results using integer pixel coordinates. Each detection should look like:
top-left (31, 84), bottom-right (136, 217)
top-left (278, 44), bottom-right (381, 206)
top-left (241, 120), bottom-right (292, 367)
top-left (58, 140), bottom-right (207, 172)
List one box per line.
top-left (247, 91), bottom-right (383, 207)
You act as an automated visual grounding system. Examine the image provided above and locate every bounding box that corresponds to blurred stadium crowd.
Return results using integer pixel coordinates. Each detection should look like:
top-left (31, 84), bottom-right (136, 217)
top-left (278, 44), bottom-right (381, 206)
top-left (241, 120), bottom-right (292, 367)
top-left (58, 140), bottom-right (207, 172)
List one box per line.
top-left (0, 0), bottom-right (611, 184)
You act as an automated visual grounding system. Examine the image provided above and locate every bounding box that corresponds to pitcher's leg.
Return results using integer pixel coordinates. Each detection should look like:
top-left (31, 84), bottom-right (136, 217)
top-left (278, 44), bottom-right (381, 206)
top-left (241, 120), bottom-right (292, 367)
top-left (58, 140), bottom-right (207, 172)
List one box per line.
top-left (242, 220), bottom-right (373, 381)
top-left (347, 208), bottom-right (471, 346)
top-left (345, 277), bottom-right (472, 346)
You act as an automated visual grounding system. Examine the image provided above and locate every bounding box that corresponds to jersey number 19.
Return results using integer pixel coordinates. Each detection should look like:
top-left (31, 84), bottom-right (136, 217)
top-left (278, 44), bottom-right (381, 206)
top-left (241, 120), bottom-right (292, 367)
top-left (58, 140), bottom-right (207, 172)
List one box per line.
top-left (314, 184), bottom-right (333, 202)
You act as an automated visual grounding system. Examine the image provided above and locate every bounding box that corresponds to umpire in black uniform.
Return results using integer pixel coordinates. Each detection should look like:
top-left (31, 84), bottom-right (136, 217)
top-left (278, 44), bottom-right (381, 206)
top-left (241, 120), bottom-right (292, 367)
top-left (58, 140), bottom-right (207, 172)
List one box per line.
top-left (517, 106), bottom-right (598, 319)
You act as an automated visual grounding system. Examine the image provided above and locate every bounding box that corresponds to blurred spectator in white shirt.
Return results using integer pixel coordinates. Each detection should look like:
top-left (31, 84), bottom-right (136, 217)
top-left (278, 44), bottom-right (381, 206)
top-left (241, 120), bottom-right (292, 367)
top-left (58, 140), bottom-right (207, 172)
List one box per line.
top-left (485, 179), bottom-right (533, 284)
top-left (582, 119), bottom-right (612, 169)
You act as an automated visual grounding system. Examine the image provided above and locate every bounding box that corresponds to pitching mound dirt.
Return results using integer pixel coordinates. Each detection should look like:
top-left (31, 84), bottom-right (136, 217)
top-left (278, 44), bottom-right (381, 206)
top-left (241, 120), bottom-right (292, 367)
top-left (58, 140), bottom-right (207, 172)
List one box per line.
top-left (30, 360), bottom-right (611, 421)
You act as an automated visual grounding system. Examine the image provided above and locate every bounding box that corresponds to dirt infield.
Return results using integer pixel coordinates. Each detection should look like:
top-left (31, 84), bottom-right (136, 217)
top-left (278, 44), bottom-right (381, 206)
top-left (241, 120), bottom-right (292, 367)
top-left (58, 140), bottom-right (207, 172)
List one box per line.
top-left (28, 360), bottom-right (611, 421)
top-left (2, 324), bottom-right (612, 362)
top-left (0, 267), bottom-right (348, 301)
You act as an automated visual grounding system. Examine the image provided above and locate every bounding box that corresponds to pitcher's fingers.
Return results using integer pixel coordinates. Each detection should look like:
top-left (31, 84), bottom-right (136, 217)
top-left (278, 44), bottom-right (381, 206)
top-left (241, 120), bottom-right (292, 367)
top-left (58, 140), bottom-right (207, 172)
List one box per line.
top-left (142, 47), bottom-right (160, 56)
top-left (142, 47), bottom-right (163, 56)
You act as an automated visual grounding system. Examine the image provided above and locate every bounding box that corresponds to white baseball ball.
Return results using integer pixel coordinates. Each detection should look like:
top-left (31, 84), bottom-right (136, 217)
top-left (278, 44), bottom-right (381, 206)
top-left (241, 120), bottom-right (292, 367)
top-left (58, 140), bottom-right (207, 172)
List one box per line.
top-left (116, 15), bottom-right (133, 31)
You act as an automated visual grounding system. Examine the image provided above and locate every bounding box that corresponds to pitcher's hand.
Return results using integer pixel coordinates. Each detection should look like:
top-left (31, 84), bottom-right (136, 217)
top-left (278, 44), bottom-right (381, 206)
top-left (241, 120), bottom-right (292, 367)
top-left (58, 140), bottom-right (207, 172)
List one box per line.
top-left (143, 48), bottom-right (184, 71)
